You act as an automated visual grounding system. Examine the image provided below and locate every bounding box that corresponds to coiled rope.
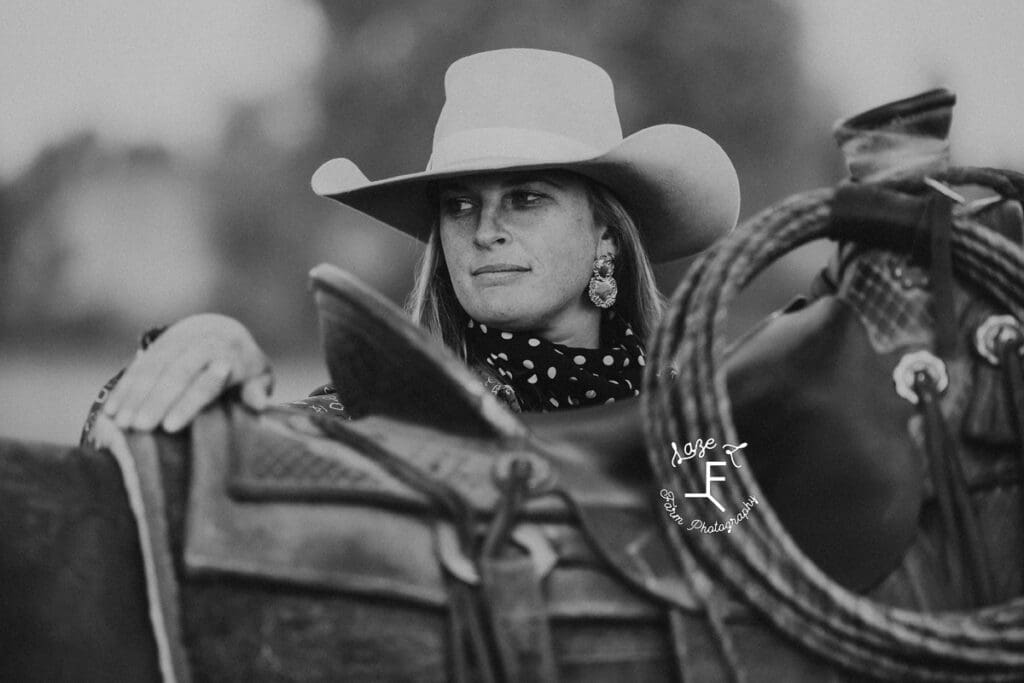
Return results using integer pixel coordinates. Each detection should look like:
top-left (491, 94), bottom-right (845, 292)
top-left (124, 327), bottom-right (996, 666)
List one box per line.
top-left (643, 168), bottom-right (1024, 681)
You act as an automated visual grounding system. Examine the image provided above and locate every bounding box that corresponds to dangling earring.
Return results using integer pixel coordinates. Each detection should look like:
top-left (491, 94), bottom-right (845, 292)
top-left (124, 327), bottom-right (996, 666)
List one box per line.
top-left (588, 254), bottom-right (617, 308)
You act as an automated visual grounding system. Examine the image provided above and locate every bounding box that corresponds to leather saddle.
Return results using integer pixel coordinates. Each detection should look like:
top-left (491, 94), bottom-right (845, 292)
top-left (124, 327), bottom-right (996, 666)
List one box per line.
top-left (150, 90), bottom-right (1024, 681)
top-left (177, 264), bottom-right (700, 682)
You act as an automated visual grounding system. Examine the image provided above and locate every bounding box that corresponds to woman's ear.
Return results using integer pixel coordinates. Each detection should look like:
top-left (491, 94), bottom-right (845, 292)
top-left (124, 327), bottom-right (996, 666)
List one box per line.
top-left (596, 226), bottom-right (619, 259)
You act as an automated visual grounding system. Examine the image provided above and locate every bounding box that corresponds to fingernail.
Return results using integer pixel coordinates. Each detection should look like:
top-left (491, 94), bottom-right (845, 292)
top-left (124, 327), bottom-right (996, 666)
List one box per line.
top-left (133, 413), bottom-right (155, 430)
top-left (162, 415), bottom-right (181, 433)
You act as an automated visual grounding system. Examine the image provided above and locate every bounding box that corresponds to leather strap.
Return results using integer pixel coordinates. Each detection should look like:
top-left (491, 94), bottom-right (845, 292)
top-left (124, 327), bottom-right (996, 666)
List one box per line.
top-left (1003, 344), bottom-right (1024, 463)
top-left (479, 556), bottom-right (558, 683)
top-left (831, 184), bottom-right (930, 248)
top-left (480, 459), bottom-right (558, 683)
top-left (924, 192), bottom-right (957, 357)
top-left (914, 373), bottom-right (994, 604)
top-left (448, 579), bottom-right (500, 683)
top-left (1000, 342), bottom-right (1024, 583)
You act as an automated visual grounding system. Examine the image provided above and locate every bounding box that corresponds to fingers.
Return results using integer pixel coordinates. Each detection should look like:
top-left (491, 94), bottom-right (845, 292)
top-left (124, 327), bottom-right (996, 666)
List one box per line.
top-left (103, 351), bottom-right (144, 417)
top-left (103, 314), bottom-right (272, 434)
top-left (105, 340), bottom-right (213, 429)
top-left (161, 360), bottom-right (234, 433)
top-left (105, 348), bottom-right (176, 429)
top-left (129, 347), bottom-right (222, 430)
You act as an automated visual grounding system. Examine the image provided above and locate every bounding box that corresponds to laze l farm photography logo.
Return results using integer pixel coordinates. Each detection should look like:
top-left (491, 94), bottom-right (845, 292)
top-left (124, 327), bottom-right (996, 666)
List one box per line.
top-left (659, 438), bottom-right (760, 533)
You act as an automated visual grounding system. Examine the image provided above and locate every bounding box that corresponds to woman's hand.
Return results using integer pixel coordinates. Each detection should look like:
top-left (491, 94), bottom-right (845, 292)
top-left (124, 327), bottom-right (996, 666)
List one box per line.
top-left (102, 314), bottom-right (273, 433)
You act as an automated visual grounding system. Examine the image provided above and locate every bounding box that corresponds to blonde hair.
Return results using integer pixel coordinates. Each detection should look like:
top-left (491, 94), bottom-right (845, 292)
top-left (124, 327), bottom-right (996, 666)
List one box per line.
top-left (405, 177), bottom-right (665, 361)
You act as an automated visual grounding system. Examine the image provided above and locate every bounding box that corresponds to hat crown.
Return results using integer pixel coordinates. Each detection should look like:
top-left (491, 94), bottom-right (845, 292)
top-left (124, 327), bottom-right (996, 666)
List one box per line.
top-left (428, 49), bottom-right (623, 171)
top-left (311, 48), bottom-right (741, 263)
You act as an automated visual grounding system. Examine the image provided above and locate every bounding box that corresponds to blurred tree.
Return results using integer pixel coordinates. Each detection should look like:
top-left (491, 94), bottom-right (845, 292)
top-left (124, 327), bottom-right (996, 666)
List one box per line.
top-left (0, 135), bottom-right (123, 347)
top-left (0, 135), bottom-right (223, 349)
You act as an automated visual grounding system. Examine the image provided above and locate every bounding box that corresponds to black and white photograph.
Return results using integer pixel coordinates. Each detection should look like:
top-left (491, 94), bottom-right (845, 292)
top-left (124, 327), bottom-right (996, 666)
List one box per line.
top-left (2, 1), bottom-right (1023, 680)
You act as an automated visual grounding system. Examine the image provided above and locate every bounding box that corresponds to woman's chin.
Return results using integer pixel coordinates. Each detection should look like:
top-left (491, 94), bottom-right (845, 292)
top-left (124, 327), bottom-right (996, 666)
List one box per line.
top-left (468, 305), bottom-right (537, 331)
top-left (474, 314), bottom-right (529, 330)
top-left (464, 293), bottom-right (535, 328)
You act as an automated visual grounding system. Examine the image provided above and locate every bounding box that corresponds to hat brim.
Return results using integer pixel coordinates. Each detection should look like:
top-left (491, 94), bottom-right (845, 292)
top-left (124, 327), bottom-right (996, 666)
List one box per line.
top-left (311, 124), bottom-right (740, 263)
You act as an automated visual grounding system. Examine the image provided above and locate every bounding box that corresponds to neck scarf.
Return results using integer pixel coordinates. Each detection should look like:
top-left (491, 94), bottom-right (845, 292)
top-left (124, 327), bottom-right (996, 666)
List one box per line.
top-left (466, 311), bottom-right (646, 412)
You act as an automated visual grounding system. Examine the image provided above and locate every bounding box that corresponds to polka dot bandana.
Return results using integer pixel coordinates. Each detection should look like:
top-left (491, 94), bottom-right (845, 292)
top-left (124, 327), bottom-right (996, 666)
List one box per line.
top-left (465, 311), bottom-right (646, 412)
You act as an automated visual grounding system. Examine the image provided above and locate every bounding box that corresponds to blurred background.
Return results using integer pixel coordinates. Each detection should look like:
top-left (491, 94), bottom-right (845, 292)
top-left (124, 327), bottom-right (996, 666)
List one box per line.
top-left (3, 0), bottom-right (1023, 443)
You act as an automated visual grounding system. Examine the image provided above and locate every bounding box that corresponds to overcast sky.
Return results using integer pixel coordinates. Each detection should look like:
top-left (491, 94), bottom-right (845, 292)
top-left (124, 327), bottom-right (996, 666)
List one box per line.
top-left (3, 1), bottom-right (1023, 181)
top-left (1, 0), bottom-right (326, 180)
top-left (796, 0), bottom-right (1024, 168)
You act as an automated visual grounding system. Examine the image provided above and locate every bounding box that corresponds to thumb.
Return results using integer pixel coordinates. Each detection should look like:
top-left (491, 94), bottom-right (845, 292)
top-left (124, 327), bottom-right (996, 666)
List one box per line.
top-left (240, 373), bottom-right (272, 411)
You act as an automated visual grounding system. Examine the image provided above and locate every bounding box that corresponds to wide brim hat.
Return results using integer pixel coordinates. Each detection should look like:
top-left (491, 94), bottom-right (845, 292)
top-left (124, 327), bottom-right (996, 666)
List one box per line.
top-left (311, 48), bottom-right (741, 263)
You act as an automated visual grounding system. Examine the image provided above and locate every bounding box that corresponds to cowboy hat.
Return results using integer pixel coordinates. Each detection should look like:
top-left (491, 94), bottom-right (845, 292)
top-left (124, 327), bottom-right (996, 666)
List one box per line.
top-left (311, 48), bottom-right (740, 263)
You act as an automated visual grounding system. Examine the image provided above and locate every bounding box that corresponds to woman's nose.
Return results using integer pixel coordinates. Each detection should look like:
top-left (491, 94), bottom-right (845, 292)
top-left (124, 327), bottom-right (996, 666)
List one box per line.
top-left (473, 202), bottom-right (509, 247)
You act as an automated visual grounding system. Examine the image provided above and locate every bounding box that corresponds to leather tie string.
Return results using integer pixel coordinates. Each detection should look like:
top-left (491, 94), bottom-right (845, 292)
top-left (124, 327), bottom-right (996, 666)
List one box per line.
top-left (912, 371), bottom-right (994, 605)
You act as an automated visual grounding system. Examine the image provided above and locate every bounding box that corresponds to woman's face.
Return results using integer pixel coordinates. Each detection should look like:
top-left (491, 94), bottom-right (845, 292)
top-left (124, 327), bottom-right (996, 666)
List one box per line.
top-left (438, 170), bottom-right (616, 345)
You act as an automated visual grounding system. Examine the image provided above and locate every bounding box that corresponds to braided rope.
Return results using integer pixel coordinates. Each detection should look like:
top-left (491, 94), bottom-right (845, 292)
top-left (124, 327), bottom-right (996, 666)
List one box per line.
top-left (644, 168), bottom-right (1024, 680)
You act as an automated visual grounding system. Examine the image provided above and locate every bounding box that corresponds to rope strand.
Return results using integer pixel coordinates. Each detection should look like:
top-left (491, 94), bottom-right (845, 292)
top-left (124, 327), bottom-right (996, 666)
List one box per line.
top-left (646, 168), bottom-right (1024, 680)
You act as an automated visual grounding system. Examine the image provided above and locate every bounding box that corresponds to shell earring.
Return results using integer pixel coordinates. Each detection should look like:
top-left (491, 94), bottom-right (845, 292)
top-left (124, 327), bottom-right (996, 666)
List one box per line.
top-left (588, 254), bottom-right (618, 308)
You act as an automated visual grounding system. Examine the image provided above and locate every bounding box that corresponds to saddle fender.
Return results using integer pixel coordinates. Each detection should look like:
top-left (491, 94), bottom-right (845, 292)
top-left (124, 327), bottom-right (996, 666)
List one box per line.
top-left (727, 294), bottom-right (924, 590)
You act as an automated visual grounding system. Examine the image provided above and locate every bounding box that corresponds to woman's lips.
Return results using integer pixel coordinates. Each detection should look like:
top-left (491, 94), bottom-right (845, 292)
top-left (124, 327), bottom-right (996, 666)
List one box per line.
top-left (472, 264), bottom-right (530, 275)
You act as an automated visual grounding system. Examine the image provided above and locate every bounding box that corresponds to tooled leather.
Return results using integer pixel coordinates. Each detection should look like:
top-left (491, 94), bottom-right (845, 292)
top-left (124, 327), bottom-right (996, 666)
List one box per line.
top-left (835, 248), bottom-right (934, 354)
top-left (834, 242), bottom-right (1022, 453)
top-left (226, 408), bottom-right (435, 506)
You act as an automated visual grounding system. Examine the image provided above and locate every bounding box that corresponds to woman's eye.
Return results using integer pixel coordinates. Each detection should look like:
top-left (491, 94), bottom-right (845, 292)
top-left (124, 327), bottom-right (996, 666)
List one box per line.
top-left (508, 190), bottom-right (544, 207)
top-left (441, 197), bottom-right (475, 215)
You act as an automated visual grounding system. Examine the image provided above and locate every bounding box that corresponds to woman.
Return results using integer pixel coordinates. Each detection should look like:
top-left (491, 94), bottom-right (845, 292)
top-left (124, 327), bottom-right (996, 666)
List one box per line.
top-left (90, 48), bottom-right (739, 442)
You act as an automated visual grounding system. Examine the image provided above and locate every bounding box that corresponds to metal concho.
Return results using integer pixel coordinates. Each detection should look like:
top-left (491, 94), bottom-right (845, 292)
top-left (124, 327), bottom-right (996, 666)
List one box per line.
top-left (974, 314), bottom-right (1023, 366)
top-left (893, 349), bottom-right (949, 404)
